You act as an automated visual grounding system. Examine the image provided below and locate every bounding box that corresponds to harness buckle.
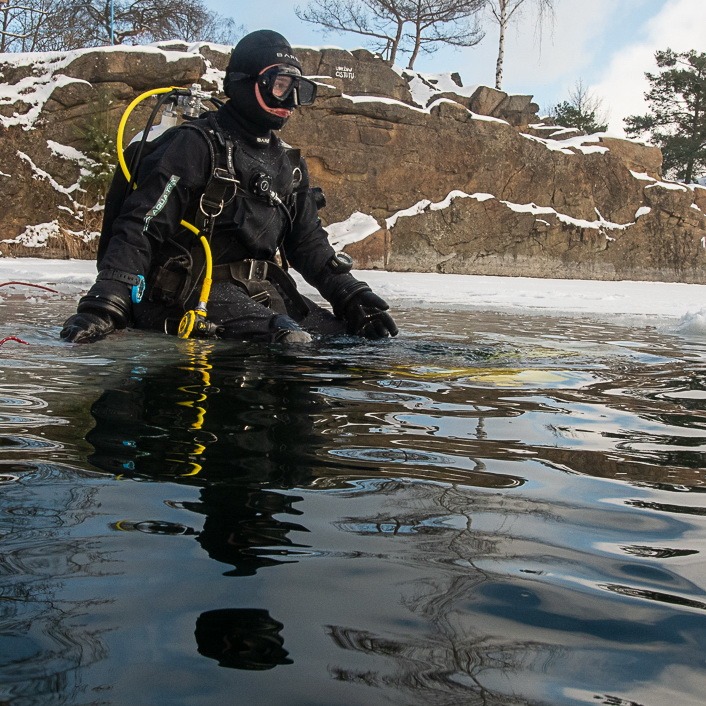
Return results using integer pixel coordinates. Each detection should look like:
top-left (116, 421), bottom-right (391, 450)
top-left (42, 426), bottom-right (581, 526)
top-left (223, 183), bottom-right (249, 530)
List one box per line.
top-left (212, 167), bottom-right (239, 184)
top-left (248, 259), bottom-right (268, 281)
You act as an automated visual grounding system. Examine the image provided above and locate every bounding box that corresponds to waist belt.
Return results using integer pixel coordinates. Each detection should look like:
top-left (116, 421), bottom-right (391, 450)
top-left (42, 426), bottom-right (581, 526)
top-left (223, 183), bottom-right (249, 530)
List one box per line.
top-left (212, 259), bottom-right (310, 318)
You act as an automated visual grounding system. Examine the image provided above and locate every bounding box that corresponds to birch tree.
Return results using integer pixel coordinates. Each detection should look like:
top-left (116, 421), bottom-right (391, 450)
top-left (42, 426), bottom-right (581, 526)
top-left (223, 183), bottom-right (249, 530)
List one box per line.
top-left (484, 0), bottom-right (554, 90)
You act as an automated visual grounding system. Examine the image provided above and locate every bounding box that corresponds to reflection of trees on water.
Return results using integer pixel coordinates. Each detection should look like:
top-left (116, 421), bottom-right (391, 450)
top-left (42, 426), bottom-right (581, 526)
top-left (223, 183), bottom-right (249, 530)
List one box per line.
top-left (323, 479), bottom-right (560, 705)
top-left (324, 473), bottom-right (706, 706)
top-left (327, 623), bottom-right (535, 706)
top-left (0, 471), bottom-right (111, 703)
top-left (6, 335), bottom-right (706, 701)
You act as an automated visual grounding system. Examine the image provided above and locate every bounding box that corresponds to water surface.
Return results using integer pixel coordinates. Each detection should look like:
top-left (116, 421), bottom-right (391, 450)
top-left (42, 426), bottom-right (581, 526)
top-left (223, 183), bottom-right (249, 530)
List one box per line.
top-left (1, 293), bottom-right (706, 705)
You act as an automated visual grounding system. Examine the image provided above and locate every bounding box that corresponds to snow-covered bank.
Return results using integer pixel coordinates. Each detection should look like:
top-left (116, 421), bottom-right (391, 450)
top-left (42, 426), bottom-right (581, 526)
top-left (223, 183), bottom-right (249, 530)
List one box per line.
top-left (1, 257), bottom-right (705, 335)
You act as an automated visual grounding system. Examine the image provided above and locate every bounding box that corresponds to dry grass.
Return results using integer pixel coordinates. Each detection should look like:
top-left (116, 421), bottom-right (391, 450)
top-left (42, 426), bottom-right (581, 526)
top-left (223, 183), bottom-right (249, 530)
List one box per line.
top-left (0, 207), bottom-right (102, 260)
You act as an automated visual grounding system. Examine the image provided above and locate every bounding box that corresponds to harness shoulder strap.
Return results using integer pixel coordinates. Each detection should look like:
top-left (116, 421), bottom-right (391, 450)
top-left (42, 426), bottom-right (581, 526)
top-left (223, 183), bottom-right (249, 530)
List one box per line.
top-left (181, 115), bottom-right (239, 233)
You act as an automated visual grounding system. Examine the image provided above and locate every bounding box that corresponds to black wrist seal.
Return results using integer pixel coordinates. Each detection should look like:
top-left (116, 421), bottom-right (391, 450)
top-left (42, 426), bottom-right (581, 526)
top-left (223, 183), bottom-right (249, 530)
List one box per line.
top-left (77, 281), bottom-right (132, 329)
top-left (331, 280), bottom-right (370, 318)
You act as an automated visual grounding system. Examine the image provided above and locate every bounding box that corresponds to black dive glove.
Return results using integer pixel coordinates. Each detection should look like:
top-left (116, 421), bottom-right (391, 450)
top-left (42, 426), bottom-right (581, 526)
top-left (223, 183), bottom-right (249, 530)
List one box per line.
top-left (60, 311), bottom-right (115, 343)
top-left (343, 288), bottom-right (398, 339)
top-left (60, 279), bottom-right (131, 344)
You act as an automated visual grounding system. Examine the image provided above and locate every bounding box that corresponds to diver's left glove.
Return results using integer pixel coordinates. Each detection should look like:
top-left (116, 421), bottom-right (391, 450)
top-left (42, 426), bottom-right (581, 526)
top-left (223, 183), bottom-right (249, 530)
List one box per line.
top-left (340, 286), bottom-right (398, 339)
top-left (60, 280), bottom-right (131, 344)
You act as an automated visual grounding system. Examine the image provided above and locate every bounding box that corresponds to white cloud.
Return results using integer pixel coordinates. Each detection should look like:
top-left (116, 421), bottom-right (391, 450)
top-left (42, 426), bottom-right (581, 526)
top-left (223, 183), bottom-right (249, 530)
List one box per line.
top-left (590, 0), bottom-right (706, 134)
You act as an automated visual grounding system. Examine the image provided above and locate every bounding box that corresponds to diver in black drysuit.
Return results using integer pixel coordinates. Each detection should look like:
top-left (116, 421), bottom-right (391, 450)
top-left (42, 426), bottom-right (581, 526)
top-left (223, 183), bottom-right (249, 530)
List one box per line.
top-left (60, 29), bottom-right (398, 345)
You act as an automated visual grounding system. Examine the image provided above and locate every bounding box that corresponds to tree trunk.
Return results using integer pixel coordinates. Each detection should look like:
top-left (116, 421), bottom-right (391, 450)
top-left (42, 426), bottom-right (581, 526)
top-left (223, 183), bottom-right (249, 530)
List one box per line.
top-left (495, 22), bottom-right (506, 89)
top-left (407, 27), bottom-right (422, 70)
top-left (495, 3), bottom-right (508, 90)
top-left (389, 20), bottom-right (404, 65)
top-left (1, 8), bottom-right (10, 52)
top-left (684, 157), bottom-right (694, 184)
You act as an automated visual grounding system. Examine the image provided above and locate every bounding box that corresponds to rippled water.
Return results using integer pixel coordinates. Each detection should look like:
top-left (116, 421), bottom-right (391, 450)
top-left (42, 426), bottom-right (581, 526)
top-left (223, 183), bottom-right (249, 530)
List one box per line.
top-left (1, 293), bottom-right (706, 706)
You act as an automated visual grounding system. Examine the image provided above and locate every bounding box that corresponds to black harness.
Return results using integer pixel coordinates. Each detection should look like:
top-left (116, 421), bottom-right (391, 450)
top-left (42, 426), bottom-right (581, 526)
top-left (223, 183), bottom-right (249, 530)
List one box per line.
top-left (142, 113), bottom-right (309, 316)
top-left (182, 114), bottom-right (239, 236)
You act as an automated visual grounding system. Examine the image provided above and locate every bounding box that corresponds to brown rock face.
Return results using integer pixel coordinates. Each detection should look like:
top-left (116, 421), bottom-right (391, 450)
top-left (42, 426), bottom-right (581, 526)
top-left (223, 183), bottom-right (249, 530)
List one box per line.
top-left (1, 44), bottom-right (705, 282)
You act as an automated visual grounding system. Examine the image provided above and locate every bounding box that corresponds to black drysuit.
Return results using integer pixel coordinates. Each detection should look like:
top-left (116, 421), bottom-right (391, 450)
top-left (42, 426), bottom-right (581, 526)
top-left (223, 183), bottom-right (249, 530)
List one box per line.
top-left (96, 102), bottom-right (364, 341)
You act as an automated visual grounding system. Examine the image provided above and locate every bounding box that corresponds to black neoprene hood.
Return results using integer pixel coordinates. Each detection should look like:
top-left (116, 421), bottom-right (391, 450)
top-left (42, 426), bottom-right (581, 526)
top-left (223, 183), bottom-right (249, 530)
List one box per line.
top-left (226, 30), bottom-right (302, 80)
top-left (223, 29), bottom-right (304, 134)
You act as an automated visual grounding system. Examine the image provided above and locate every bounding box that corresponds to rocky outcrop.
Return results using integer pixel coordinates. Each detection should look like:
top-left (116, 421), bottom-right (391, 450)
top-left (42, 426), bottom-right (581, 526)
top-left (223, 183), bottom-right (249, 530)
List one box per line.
top-left (1, 43), bottom-right (704, 282)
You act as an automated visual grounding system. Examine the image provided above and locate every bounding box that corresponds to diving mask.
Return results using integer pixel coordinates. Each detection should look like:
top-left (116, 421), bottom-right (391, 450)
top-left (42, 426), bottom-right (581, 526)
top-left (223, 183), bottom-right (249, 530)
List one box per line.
top-left (257, 65), bottom-right (317, 108)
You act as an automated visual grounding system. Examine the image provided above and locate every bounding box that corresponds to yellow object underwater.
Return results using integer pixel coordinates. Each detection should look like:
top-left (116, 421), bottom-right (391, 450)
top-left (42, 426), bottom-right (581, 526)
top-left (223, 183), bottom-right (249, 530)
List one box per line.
top-left (395, 366), bottom-right (578, 386)
top-left (365, 351), bottom-right (593, 387)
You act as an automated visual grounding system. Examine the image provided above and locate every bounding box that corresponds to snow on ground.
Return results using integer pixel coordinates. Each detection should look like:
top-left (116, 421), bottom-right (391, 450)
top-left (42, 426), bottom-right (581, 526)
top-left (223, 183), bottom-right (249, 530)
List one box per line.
top-left (1, 257), bottom-right (706, 336)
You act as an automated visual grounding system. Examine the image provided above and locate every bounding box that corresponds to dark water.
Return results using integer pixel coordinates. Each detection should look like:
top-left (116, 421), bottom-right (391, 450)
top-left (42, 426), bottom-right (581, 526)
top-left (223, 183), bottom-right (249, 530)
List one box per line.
top-left (1, 294), bottom-right (706, 705)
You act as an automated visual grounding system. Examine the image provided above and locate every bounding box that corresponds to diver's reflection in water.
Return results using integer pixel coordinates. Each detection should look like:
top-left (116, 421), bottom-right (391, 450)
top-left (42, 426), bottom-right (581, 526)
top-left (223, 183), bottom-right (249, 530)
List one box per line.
top-left (181, 485), bottom-right (307, 576)
top-left (195, 609), bottom-right (292, 670)
top-left (86, 344), bottom-right (320, 668)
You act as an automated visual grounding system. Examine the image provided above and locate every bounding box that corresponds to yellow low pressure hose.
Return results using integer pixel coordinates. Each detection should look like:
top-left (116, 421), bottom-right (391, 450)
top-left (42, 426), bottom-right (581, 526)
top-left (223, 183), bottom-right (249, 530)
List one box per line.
top-left (116, 87), bottom-right (177, 184)
top-left (116, 86), bottom-right (214, 338)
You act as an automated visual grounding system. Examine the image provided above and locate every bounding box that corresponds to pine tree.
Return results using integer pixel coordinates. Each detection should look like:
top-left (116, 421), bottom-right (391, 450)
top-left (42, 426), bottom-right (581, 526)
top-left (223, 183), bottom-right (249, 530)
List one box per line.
top-left (548, 80), bottom-right (608, 134)
top-left (625, 49), bottom-right (706, 184)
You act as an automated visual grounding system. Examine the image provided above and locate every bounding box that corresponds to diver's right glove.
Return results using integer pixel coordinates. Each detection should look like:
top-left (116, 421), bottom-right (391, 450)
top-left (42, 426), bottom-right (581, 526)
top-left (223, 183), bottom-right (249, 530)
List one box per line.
top-left (60, 279), bottom-right (131, 344)
top-left (60, 311), bottom-right (115, 343)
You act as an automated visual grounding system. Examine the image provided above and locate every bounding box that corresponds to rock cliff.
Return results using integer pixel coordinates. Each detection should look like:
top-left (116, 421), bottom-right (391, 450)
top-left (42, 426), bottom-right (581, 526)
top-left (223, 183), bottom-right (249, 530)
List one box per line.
top-left (1, 42), bottom-right (705, 282)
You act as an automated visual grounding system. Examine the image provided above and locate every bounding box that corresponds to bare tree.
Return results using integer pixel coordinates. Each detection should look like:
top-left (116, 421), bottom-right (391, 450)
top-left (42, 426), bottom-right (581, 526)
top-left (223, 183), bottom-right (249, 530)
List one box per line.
top-left (65, 0), bottom-right (240, 46)
top-left (405, 0), bottom-right (484, 70)
top-left (1, 0), bottom-right (241, 52)
top-left (548, 79), bottom-right (608, 133)
top-left (296, 0), bottom-right (485, 69)
top-left (296, 0), bottom-right (407, 64)
top-left (1, 0), bottom-right (51, 52)
top-left (484, 0), bottom-right (554, 90)
top-left (167, 4), bottom-right (241, 45)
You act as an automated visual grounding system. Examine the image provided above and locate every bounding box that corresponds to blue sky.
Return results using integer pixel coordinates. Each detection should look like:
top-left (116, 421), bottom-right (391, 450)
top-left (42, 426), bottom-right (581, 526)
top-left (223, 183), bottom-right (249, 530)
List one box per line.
top-left (205, 1), bottom-right (706, 134)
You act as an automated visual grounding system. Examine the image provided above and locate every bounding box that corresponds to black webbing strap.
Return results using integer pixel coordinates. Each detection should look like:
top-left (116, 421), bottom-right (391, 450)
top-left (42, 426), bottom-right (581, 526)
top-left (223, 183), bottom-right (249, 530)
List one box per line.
top-left (181, 116), bottom-right (239, 234)
top-left (211, 259), bottom-right (310, 318)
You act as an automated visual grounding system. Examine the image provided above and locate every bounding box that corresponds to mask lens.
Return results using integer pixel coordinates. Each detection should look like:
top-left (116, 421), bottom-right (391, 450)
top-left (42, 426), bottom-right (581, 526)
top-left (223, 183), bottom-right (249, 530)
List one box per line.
top-left (259, 67), bottom-right (298, 103)
top-left (271, 73), bottom-right (295, 99)
top-left (295, 78), bottom-right (317, 106)
top-left (258, 66), bottom-right (317, 107)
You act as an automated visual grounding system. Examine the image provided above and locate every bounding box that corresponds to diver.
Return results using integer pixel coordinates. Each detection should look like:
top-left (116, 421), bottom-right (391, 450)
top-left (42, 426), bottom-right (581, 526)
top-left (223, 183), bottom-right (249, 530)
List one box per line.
top-left (60, 30), bottom-right (398, 345)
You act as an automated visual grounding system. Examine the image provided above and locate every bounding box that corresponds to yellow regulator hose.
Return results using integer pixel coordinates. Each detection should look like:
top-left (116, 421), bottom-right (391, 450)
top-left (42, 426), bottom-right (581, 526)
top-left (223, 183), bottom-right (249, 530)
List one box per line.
top-left (116, 87), bottom-right (214, 339)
